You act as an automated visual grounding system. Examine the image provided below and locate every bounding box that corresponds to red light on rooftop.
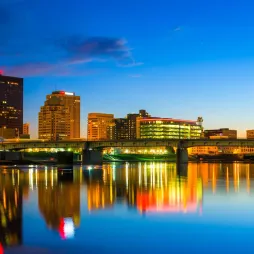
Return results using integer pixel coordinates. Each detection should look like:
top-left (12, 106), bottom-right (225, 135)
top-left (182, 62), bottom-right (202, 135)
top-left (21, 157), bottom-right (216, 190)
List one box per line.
top-left (0, 70), bottom-right (4, 75)
top-left (59, 91), bottom-right (65, 94)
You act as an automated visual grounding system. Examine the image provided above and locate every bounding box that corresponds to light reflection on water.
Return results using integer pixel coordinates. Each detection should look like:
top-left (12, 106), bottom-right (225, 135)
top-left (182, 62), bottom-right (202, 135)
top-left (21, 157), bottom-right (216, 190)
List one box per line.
top-left (0, 162), bottom-right (254, 253)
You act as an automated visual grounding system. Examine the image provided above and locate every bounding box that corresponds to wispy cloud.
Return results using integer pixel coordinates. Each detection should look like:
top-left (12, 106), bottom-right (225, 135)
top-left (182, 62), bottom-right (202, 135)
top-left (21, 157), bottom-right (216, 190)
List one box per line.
top-left (5, 62), bottom-right (94, 77)
top-left (173, 26), bottom-right (182, 32)
top-left (2, 35), bottom-right (142, 77)
top-left (58, 36), bottom-right (142, 67)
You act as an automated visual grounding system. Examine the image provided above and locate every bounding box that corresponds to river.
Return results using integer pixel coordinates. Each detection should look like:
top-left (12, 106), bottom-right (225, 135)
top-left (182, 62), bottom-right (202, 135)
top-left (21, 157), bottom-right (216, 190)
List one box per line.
top-left (0, 162), bottom-right (254, 254)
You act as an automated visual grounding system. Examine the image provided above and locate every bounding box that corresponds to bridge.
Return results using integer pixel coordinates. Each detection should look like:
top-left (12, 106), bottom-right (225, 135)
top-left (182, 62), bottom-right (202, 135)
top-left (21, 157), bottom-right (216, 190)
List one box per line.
top-left (1, 138), bottom-right (254, 150)
top-left (0, 139), bottom-right (254, 164)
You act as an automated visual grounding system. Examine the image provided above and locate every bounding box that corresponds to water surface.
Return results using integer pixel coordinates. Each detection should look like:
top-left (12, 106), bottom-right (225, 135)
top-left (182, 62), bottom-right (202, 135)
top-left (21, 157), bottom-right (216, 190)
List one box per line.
top-left (0, 162), bottom-right (254, 254)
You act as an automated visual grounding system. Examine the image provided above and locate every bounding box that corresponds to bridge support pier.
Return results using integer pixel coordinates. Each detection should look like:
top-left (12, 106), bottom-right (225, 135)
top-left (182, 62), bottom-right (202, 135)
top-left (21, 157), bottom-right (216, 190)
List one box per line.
top-left (82, 149), bottom-right (103, 165)
top-left (57, 151), bottom-right (73, 165)
top-left (176, 147), bottom-right (188, 164)
top-left (0, 151), bottom-right (23, 161)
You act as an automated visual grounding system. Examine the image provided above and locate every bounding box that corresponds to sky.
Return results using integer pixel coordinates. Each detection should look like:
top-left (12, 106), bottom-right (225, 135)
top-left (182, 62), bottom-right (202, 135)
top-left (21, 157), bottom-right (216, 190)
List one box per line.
top-left (1, 0), bottom-right (254, 138)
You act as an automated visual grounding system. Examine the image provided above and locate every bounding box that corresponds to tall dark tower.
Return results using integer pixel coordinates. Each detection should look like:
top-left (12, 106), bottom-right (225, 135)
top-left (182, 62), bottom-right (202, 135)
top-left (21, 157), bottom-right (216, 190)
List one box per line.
top-left (0, 73), bottom-right (23, 135)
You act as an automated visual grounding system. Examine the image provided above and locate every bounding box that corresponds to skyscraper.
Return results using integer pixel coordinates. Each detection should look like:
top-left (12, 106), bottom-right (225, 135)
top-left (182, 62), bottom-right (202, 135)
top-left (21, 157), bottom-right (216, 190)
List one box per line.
top-left (87, 113), bottom-right (114, 141)
top-left (127, 109), bottom-right (150, 139)
top-left (38, 91), bottom-right (80, 140)
top-left (0, 74), bottom-right (23, 135)
top-left (23, 123), bottom-right (30, 135)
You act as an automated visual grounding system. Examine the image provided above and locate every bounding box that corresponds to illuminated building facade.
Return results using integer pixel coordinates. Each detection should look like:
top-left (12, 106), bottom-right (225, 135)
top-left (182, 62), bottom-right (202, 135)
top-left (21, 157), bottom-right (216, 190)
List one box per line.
top-left (0, 127), bottom-right (16, 139)
top-left (47, 91), bottom-right (80, 139)
top-left (137, 117), bottom-right (203, 139)
top-left (108, 109), bottom-right (150, 140)
top-left (108, 118), bottom-right (129, 140)
top-left (38, 96), bottom-right (70, 140)
top-left (23, 123), bottom-right (30, 135)
top-left (88, 113), bottom-right (114, 141)
top-left (204, 128), bottom-right (237, 139)
top-left (0, 75), bottom-right (23, 135)
top-left (246, 130), bottom-right (254, 139)
top-left (188, 146), bottom-right (218, 155)
top-left (127, 110), bottom-right (150, 139)
top-left (39, 91), bottom-right (80, 140)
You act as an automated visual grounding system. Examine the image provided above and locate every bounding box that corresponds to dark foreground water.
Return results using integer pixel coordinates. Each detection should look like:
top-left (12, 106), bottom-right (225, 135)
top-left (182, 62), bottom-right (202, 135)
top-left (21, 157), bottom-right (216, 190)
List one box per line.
top-left (0, 162), bottom-right (254, 254)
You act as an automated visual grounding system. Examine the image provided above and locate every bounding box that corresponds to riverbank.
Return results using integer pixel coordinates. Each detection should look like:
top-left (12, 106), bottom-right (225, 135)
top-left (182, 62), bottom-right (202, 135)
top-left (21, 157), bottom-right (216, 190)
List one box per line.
top-left (103, 154), bottom-right (177, 162)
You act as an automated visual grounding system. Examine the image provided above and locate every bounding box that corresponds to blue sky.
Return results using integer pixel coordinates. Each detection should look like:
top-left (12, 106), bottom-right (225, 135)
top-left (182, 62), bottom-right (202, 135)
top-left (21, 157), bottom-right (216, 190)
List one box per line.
top-left (1, 0), bottom-right (254, 137)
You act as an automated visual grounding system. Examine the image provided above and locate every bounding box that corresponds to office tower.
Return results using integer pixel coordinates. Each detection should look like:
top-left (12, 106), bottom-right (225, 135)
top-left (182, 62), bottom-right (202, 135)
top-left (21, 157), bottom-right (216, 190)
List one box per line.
top-left (23, 123), bottom-right (30, 135)
top-left (0, 74), bottom-right (23, 135)
top-left (136, 117), bottom-right (203, 139)
top-left (87, 113), bottom-right (114, 141)
top-left (114, 118), bottom-right (129, 140)
top-left (38, 91), bottom-right (80, 140)
top-left (127, 109), bottom-right (150, 139)
top-left (38, 96), bottom-right (71, 140)
top-left (247, 130), bottom-right (254, 139)
top-left (47, 91), bottom-right (80, 139)
top-left (109, 110), bottom-right (150, 140)
top-left (204, 128), bottom-right (237, 139)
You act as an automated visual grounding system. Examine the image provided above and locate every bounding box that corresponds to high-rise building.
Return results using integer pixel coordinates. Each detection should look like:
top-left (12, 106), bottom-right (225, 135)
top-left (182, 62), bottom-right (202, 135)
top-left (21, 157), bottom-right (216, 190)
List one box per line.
top-left (204, 128), bottom-right (237, 139)
top-left (137, 117), bottom-right (203, 139)
top-left (246, 130), bottom-right (254, 139)
top-left (0, 74), bottom-right (23, 135)
top-left (109, 118), bottom-right (129, 140)
top-left (38, 96), bottom-right (70, 140)
top-left (38, 91), bottom-right (80, 140)
top-left (23, 123), bottom-right (30, 135)
top-left (127, 110), bottom-right (150, 139)
top-left (87, 113), bottom-right (114, 141)
top-left (108, 110), bottom-right (150, 140)
top-left (47, 91), bottom-right (80, 139)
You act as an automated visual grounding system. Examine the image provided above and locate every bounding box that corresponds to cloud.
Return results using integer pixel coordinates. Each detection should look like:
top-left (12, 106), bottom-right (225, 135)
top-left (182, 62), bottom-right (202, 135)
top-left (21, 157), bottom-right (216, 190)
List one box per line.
top-left (59, 36), bottom-right (142, 67)
top-left (2, 34), bottom-right (142, 77)
top-left (173, 26), bottom-right (182, 32)
top-left (118, 61), bottom-right (144, 68)
top-left (5, 62), bottom-right (94, 77)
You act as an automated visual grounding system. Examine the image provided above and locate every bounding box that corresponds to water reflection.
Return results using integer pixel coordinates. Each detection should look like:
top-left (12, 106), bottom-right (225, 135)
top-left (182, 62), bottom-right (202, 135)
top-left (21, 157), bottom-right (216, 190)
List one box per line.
top-left (84, 163), bottom-right (202, 214)
top-left (0, 169), bottom-right (22, 248)
top-left (0, 162), bottom-right (254, 251)
top-left (38, 168), bottom-right (80, 240)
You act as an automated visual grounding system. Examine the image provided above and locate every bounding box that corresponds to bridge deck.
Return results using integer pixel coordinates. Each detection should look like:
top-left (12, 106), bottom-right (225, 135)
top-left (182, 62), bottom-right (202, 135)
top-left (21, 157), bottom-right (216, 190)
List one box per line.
top-left (0, 139), bottom-right (254, 150)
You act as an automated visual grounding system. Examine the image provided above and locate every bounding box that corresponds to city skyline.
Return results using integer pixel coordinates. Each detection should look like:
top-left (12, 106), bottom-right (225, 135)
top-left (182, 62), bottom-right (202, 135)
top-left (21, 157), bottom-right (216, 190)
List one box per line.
top-left (2, 0), bottom-right (254, 138)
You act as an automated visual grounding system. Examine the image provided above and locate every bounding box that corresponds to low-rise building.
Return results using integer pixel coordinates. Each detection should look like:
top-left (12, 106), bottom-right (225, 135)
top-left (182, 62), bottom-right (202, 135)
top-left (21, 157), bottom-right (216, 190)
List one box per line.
top-left (189, 146), bottom-right (218, 155)
top-left (204, 128), bottom-right (237, 139)
top-left (137, 117), bottom-right (203, 139)
top-left (0, 127), bottom-right (16, 139)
